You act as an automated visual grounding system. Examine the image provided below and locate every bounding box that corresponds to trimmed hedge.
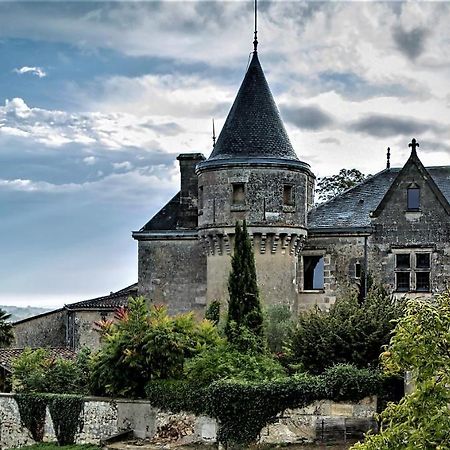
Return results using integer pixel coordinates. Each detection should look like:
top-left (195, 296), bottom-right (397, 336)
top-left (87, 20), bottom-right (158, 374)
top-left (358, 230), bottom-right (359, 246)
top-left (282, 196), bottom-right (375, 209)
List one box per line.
top-left (15, 393), bottom-right (84, 446)
top-left (146, 364), bottom-right (400, 445)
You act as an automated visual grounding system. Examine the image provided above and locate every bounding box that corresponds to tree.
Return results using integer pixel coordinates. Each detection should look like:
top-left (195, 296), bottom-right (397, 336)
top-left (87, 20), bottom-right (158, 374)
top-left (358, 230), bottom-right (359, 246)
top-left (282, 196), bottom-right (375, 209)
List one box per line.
top-left (225, 220), bottom-right (265, 352)
top-left (0, 308), bottom-right (13, 347)
top-left (289, 285), bottom-right (404, 374)
top-left (316, 168), bottom-right (367, 203)
top-left (352, 292), bottom-right (450, 449)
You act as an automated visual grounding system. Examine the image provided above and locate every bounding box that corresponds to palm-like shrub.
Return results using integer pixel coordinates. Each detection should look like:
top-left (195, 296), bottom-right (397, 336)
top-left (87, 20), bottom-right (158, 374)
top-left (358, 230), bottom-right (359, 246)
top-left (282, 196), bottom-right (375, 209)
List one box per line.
top-left (0, 308), bottom-right (13, 347)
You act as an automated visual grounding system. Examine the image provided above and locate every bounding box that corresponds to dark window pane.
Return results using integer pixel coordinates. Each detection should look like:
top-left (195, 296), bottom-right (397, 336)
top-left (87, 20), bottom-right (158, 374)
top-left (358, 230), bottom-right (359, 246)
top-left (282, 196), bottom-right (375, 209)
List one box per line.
top-left (199, 186), bottom-right (204, 210)
top-left (355, 262), bottom-right (361, 278)
top-left (416, 253), bottom-right (430, 269)
top-left (283, 185), bottom-right (294, 206)
top-left (416, 272), bottom-right (430, 292)
top-left (303, 256), bottom-right (324, 290)
top-left (407, 188), bottom-right (420, 210)
top-left (396, 254), bottom-right (410, 269)
top-left (232, 183), bottom-right (245, 204)
top-left (396, 272), bottom-right (410, 292)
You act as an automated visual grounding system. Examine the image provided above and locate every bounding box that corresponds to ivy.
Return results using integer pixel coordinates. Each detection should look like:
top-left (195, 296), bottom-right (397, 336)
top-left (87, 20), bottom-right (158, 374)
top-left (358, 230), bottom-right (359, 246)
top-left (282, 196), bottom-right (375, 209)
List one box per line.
top-left (47, 394), bottom-right (84, 445)
top-left (146, 364), bottom-right (400, 446)
top-left (15, 393), bottom-right (84, 446)
top-left (15, 393), bottom-right (48, 442)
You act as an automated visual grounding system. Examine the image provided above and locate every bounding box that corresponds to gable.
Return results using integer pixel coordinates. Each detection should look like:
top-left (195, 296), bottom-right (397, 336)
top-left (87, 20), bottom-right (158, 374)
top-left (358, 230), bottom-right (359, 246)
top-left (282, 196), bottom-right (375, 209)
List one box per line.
top-left (372, 152), bottom-right (450, 218)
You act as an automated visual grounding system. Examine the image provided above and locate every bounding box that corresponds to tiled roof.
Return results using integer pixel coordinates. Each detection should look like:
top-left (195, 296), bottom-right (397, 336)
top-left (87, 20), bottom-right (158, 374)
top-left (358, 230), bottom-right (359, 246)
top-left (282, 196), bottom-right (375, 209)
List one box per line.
top-left (207, 52), bottom-right (299, 162)
top-left (65, 283), bottom-right (138, 310)
top-left (308, 166), bottom-right (450, 230)
top-left (0, 347), bottom-right (76, 373)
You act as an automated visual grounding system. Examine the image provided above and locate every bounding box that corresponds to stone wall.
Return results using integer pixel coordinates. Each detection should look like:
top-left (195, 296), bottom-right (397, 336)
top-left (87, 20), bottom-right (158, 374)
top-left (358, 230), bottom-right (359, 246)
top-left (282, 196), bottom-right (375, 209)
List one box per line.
top-left (13, 310), bottom-right (66, 348)
top-left (138, 236), bottom-right (207, 315)
top-left (0, 393), bottom-right (377, 448)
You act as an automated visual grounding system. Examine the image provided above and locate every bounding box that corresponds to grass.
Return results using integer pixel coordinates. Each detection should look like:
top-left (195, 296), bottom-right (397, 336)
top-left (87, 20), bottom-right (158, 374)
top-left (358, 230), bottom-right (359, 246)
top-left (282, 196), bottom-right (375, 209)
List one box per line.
top-left (9, 444), bottom-right (99, 450)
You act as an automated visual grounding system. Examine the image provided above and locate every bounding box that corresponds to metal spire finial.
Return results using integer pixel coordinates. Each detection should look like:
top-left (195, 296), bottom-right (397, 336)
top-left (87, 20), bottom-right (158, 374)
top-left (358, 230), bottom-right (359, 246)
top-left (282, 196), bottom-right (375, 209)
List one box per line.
top-left (386, 147), bottom-right (391, 169)
top-left (212, 118), bottom-right (216, 148)
top-left (253, 0), bottom-right (258, 52)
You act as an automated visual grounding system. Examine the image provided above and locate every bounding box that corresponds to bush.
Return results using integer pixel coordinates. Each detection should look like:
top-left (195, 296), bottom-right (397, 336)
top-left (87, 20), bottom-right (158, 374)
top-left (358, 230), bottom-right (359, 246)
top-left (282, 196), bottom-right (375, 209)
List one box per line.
top-left (15, 393), bottom-right (84, 445)
top-left (265, 304), bottom-right (294, 354)
top-left (12, 348), bottom-right (88, 394)
top-left (146, 366), bottom-right (390, 446)
top-left (90, 297), bottom-right (222, 397)
top-left (289, 286), bottom-right (404, 373)
top-left (205, 300), bottom-right (221, 325)
top-left (184, 344), bottom-right (286, 386)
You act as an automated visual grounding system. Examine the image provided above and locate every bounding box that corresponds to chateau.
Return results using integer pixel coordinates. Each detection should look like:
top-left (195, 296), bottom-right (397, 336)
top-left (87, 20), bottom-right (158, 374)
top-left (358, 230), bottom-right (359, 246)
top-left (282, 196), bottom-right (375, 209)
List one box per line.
top-left (12, 32), bottom-right (450, 351)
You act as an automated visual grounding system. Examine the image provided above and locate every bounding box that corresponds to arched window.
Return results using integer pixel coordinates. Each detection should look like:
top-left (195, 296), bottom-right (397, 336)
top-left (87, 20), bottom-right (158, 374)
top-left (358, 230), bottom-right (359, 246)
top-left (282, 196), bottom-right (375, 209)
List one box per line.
top-left (407, 184), bottom-right (420, 210)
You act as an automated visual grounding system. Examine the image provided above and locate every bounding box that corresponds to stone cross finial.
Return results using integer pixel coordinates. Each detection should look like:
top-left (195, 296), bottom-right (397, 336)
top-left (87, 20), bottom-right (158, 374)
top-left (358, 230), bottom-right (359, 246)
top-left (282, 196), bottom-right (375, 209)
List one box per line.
top-left (409, 138), bottom-right (419, 154)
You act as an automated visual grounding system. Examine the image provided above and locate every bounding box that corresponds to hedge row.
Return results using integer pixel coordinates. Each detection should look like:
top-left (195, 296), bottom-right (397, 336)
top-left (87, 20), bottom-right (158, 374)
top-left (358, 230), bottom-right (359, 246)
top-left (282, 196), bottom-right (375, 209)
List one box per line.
top-left (146, 365), bottom-right (403, 445)
top-left (15, 393), bottom-right (83, 445)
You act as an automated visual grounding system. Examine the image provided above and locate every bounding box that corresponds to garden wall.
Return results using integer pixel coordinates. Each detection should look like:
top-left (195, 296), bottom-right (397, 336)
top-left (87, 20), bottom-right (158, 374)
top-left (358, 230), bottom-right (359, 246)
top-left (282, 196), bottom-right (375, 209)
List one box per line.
top-left (0, 393), bottom-right (377, 448)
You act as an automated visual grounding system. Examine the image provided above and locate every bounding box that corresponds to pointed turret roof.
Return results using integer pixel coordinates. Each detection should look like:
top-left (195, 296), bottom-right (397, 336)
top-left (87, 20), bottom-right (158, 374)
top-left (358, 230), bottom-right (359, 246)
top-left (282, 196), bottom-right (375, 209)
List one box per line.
top-left (207, 52), bottom-right (299, 163)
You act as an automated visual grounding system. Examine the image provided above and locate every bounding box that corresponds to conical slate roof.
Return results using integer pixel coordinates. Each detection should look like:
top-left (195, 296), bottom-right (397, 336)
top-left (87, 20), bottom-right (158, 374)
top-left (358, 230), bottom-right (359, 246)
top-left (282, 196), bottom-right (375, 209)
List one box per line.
top-left (208, 52), bottom-right (299, 162)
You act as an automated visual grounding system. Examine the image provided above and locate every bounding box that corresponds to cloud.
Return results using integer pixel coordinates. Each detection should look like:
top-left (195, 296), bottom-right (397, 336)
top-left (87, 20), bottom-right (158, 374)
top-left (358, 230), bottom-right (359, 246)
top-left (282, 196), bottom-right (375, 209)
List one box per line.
top-left (83, 156), bottom-right (97, 165)
top-left (281, 105), bottom-right (334, 131)
top-left (348, 114), bottom-right (446, 138)
top-left (392, 26), bottom-right (429, 60)
top-left (13, 66), bottom-right (47, 78)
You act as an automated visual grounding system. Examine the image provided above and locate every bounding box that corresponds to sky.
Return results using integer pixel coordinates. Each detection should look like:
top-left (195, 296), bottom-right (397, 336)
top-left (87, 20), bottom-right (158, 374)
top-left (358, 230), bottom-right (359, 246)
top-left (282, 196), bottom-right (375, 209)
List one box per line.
top-left (1, 1), bottom-right (450, 308)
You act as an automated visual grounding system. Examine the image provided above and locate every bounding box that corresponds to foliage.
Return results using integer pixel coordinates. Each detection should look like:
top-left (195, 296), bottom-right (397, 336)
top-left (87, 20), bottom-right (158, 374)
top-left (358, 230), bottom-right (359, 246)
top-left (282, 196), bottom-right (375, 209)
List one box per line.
top-left (12, 348), bottom-right (88, 394)
top-left (352, 292), bottom-right (450, 449)
top-left (0, 308), bottom-right (13, 348)
top-left (184, 343), bottom-right (286, 386)
top-left (47, 394), bottom-right (84, 445)
top-left (146, 365), bottom-right (390, 446)
top-left (265, 304), bottom-right (294, 354)
top-left (289, 286), bottom-right (404, 374)
top-left (316, 168), bottom-right (367, 203)
top-left (90, 297), bottom-right (222, 397)
top-left (225, 220), bottom-right (265, 352)
top-left (15, 444), bottom-right (98, 450)
top-left (15, 393), bottom-right (48, 442)
top-left (15, 393), bottom-right (84, 445)
top-left (204, 300), bottom-right (221, 325)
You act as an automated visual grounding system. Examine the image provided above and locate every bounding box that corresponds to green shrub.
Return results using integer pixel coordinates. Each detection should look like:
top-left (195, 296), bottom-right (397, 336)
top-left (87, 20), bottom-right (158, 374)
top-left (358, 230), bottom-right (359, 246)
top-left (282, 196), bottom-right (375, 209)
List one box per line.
top-left (12, 348), bottom-right (87, 394)
top-left (289, 286), bottom-right (404, 373)
top-left (15, 393), bottom-right (48, 442)
top-left (47, 394), bottom-right (84, 445)
top-left (184, 344), bottom-right (286, 386)
top-left (265, 304), bottom-right (294, 354)
top-left (146, 366), bottom-right (389, 446)
top-left (205, 300), bottom-right (221, 325)
top-left (90, 297), bottom-right (222, 397)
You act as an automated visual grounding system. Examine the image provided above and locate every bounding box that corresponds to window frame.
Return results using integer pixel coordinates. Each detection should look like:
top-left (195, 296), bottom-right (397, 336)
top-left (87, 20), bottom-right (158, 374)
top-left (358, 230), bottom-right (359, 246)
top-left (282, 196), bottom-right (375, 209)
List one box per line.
top-left (393, 250), bottom-right (432, 293)
top-left (407, 185), bottom-right (420, 211)
top-left (231, 182), bottom-right (246, 206)
top-left (283, 184), bottom-right (295, 206)
top-left (302, 254), bottom-right (325, 291)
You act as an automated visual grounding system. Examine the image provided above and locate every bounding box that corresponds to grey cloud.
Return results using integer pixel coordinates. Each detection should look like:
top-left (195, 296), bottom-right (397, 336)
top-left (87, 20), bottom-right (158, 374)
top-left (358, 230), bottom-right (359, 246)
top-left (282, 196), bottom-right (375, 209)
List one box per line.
top-left (349, 114), bottom-right (445, 138)
top-left (393, 25), bottom-right (429, 60)
top-left (416, 140), bottom-right (450, 154)
top-left (281, 105), bottom-right (334, 131)
top-left (320, 137), bottom-right (341, 145)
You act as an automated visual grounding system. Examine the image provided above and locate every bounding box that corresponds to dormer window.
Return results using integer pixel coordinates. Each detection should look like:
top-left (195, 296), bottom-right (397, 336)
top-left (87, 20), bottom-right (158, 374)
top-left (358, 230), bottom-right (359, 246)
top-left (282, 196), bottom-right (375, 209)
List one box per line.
top-left (407, 185), bottom-right (420, 210)
top-left (232, 183), bottom-right (245, 205)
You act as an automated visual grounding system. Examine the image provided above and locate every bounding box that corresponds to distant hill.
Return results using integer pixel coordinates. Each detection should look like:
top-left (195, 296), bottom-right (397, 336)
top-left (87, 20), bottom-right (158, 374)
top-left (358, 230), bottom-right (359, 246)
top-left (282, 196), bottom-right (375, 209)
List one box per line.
top-left (0, 305), bottom-right (52, 322)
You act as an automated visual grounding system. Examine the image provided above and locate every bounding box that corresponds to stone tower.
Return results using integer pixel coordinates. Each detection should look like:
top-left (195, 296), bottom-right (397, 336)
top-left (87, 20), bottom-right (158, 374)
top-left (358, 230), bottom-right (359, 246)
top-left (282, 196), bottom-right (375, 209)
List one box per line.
top-left (197, 50), bottom-right (315, 309)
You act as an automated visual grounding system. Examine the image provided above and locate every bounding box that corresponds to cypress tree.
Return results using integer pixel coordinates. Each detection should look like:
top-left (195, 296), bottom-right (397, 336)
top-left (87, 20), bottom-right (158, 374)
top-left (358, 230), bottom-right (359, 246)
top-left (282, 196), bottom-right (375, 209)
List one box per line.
top-left (225, 220), bottom-right (265, 351)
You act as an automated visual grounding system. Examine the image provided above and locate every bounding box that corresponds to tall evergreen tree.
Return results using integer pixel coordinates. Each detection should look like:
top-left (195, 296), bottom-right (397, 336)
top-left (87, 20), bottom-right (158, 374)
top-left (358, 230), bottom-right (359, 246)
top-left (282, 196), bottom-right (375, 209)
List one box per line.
top-left (0, 308), bottom-right (13, 348)
top-left (225, 220), bottom-right (265, 351)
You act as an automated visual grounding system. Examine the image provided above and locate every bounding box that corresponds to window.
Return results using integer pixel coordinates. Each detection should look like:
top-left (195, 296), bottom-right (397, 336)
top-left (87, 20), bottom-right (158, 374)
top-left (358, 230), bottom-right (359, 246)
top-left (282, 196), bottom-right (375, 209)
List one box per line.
top-left (303, 255), bottom-right (324, 290)
top-left (355, 262), bottom-right (361, 279)
top-left (198, 186), bottom-right (204, 210)
top-left (395, 251), bottom-right (431, 293)
top-left (232, 183), bottom-right (245, 205)
top-left (283, 184), bottom-right (294, 206)
top-left (407, 187), bottom-right (420, 210)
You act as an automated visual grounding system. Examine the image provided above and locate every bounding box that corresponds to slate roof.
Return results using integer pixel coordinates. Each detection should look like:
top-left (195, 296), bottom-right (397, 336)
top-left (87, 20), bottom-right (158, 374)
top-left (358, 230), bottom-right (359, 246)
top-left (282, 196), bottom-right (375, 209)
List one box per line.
top-left (65, 283), bottom-right (138, 310)
top-left (207, 52), bottom-right (299, 162)
top-left (141, 192), bottom-right (182, 231)
top-left (308, 166), bottom-right (450, 230)
top-left (0, 347), bottom-right (76, 373)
